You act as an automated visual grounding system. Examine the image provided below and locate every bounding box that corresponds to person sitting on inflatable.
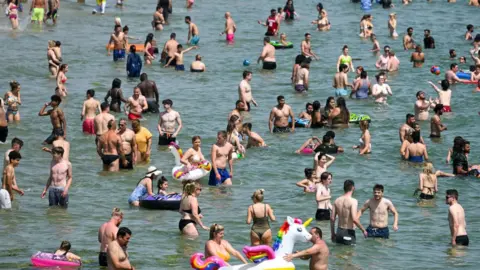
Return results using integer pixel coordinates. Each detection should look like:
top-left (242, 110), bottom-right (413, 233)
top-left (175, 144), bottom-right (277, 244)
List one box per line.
top-left (279, 33), bottom-right (290, 47)
top-left (54, 241), bottom-right (81, 262)
top-left (128, 166), bottom-right (161, 206)
top-left (295, 136), bottom-right (321, 154)
top-left (180, 136), bottom-right (207, 172)
top-left (157, 176), bottom-right (177, 196)
top-left (205, 223), bottom-right (249, 265)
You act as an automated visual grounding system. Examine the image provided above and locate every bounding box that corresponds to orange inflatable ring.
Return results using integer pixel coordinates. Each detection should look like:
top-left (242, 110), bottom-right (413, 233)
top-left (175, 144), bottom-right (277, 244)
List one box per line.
top-left (106, 44), bottom-right (145, 52)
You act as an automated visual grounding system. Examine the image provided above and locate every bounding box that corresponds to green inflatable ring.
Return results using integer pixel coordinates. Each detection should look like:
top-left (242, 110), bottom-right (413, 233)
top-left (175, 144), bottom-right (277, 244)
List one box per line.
top-left (270, 41), bottom-right (293, 49)
top-left (349, 113), bottom-right (371, 124)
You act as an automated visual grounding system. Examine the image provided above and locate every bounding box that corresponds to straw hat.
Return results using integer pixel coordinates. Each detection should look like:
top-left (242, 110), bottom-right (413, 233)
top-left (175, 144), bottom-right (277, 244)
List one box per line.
top-left (145, 166), bottom-right (162, 177)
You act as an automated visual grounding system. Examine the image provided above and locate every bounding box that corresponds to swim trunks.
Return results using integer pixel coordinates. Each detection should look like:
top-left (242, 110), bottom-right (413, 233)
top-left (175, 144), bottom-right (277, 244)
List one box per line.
top-left (92, 1), bottom-right (106, 14)
top-left (102, 154), bottom-right (119, 165)
top-left (113, 49), bottom-right (126, 62)
top-left (44, 127), bottom-right (64, 145)
top-left (190, 36), bottom-right (200, 45)
top-left (128, 112), bottom-right (142, 120)
top-left (208, 168), bottom-right (230, 186)
top-left (273, 126), bottom-right (290, 133)
top-left (9, 14), bottom-right (17, 19)
top-left (429, 134), bottom-right (441, 138)
top-left (190, 68), bottom-right (204, 72)
top-left (295, 84), bottom-right (306, 92)
top-left (31, 8), bottom-right (44, 22)
top-left (419, 193), bottom-right (434, 200)
top-left (46, 9), bottom-right (58, 19)
top-left (456, 235), bottom-right (469, 246)
top-left (146, 99), bottom-right (159, 113)
top-left (48, 187), bottom-right (69, 207)
top-left (263, 61), bottom-right (277, 70)
top-left (366, 226), bottom-right (389, 239)
top-left (175, 64), bottom-right (185, 71)
top-left (158, 133), bottom-right (176, 146)
top-left (119, 153), bottom-right (133, 170)
top-left (335, 88), bottom-right (349, 96)
top-left (443, 105), bottom-right (452, 112)
top-left (226, 33), bottom-right (234, 42)
top-left (98, 252), bottom-right (107, 266)
top-left (408, 155), bottom-right (424, 163)
top-left (0, 126), bottom-right (8, 143)
top-left (165, 56), bottom-right (177, 66)
top-left (315, 209), bottom-right (330, 221)
top-left (335, 228), bottom-right (356, 245)
top-left (265, 31), bottom-right (275, 36)
top-left (0, 189), bottom-right (11, 209)
top-left (82, 118), bottom-right (95, 135)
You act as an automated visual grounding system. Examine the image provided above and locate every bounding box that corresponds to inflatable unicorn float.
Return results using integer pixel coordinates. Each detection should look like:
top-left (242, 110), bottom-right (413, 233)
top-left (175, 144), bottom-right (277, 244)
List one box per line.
top-left (190, 216), bottom-right (313, 270)
top-left (169, 143), bottom-right (212, 181)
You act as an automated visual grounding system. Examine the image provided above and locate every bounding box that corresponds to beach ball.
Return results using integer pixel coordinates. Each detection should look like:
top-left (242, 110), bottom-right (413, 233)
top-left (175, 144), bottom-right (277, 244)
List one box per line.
top-left (430, 66), bottom-right (441, 75)
top-left (243, 60), bottom-right (250, 66)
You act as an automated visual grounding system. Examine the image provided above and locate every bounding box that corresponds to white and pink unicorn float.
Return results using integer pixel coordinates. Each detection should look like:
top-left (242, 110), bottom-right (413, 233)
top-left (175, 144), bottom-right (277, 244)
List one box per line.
top-left (169, 143), bottom-right (211, 181)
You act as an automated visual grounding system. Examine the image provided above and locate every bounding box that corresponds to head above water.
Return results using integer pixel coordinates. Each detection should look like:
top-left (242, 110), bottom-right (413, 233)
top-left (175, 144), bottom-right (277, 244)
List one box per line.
top-left (209, 223), bottom-right (225, 240)
top-left (251, 189), bottom-right (265, 202)
top-left (304, 168), bottom-right (314, 179)
top-left (312, 100), bottom-right (321, 111)
top-left (59, 241), bottom-right (71, 252)
top-left (344, 179), bottom-right (355, 193)
top-left (130, 44), bottom-right (136, 53)
top-left (86, 89), bottom-right (95, 98)
top-left (51, 95), bottom-right (62, 106)
top-left (446, 189), bottom-right (459, 201)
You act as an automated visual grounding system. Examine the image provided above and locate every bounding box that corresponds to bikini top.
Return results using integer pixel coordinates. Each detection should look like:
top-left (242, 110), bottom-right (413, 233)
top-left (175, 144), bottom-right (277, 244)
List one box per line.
top-left (183, 207), bottom-right (201, 215)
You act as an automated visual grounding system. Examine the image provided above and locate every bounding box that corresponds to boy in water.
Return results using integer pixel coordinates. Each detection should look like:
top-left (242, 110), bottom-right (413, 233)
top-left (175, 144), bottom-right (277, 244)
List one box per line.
top-left (242, 123), bottom-right (266, 148)
top-left (164, 44), bottom-right (198, 71)
top-left (38, 95), bottom-right (67, 145)
top-left (0, 151), bottom-right (23, 209)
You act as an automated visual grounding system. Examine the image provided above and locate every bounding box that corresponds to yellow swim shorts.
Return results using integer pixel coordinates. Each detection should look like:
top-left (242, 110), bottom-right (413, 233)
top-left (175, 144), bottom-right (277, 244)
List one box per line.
top-left (31, 8), bottom-right (44, 22)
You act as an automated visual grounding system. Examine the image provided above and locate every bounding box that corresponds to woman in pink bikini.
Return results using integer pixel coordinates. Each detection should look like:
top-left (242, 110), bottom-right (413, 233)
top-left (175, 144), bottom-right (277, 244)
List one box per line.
top-left (7, 0), bottom-right (19, 30)
top-left (56, 64), bottom-right (68, 97)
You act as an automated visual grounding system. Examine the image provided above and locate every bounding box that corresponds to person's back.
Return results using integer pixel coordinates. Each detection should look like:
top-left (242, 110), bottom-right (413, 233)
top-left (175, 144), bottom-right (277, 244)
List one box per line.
top-left (356, 79), bottom-right (369, 99)
top-left (335, 196), bottom-right (355, 229)
top-left (127, 53), bottom-right (142, 78)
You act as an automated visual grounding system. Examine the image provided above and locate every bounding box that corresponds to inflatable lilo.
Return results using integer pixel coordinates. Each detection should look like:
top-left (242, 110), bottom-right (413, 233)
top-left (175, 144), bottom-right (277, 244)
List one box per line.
top-left (139, 193), bottom-right (181, 210)
top-left (190, 216), bottom-right (313, 270)
top-left (349, 113), bottom-right (371, 124)
top-left (169, 143), bottom-right (211, 181)
top-left (31, 251), bottom-right (81, 267)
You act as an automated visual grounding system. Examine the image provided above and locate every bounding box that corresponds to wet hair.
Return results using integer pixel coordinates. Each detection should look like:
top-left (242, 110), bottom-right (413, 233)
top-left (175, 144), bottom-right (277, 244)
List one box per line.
top-left (295, 54), bottom-right (307, 65)
top-left (123, 25), bottom-right (129, 32)
top-left (243, 122), bottom-right (252, 131)
top-left (446, 189), bottom-right (458, 200)
top-left (356, 66), bottom-right (364, 72)
top-left (140, 73), bottom-right (148, 81)
top-left (424, 29), bottom-right (430, 34)
top-left (8, 150), bottom-right (21, 161)
top-left (252, 189), bottom-right (265, 202)
top-left (450, 63), bottom-right (457, 69)
top-left (306, 102), bottom-right (313, 110)
top-left (325, 96), bottom-right (335, 111)
top-left (243, 70), bottom-right (252, 79)
top-left (209, 223), bottom-right (225, 240)
top-left (322, 135), bottom-right (331, 144)
top-left (467, 24), bottom-right (474, 31)
top-left (412, 131), bottom-right (421, 143)
top-left (373, 184), bottom-right (384, 192)
top-left (192, 135), bottom-right (201, 143)
top-left (312, 101), bottom-right (320, 111)
top-left (360, 70), bottom-right (367, 79)
top-left (55, 41), bottom-right (61, 47)
top-left (170, 33), bottom-right (176, 39)
top-left (312, 227), bottom-right (322, 238)
top-left (264, 37), bottom-right (270, 43)
top-left (101, 102), bottom-right (109, 111)
top-left (359, 120), bottom-right (369, 130)
top-left (185, 16), bottom-right (191, 21)
top-left (51, 95), bottom-right (62, 104)
top-left (320, 172), bottom-right (331, 182)
top-left (325, 130), bottom-right (335, 139)
top-left (304, 168), bottom-right (313, 179)
top-left (130, 45), bottom-right (136, 53)
top-left (117, 227), bottom-right (132, 238)
top-left (111, 207), bottom-right (123, 217)
top-left (434, 104), bottom-right (444, 113)
top-left (339, 63), bottom-right (348, 72)
top-left (344, 180), bottom-right (355, 192)
top-left (112, 78), bottom-right (122, 89)
top-left (86, 89), bottom-right (95, 97)
top-left (59, 241), bottom-right (71, 252)
top-left (440, 80), bottom-right (450, 90)
top-left (162, 99), bottom-right (173, 106)
top-left (10, 81), bottom-right (20, 91)
top-left (11, 137), bottom-right (23, 148)
top-left (336, 97), bottom-right (350, 124)
top-left (277, 95), bottom-right (285, 102)
top-left (406, 113), bottom-right (414, 121)
top-left (156, 176), bottom-right (168, 190)
top-left (52, 146), bottom-right (64, 156)
top-left (217, 130), bottom-right (227, 139)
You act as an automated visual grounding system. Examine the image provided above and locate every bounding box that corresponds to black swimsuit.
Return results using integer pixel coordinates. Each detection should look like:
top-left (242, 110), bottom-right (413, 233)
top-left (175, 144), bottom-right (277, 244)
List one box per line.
top-left (179, 206), bottom-right (202, 231)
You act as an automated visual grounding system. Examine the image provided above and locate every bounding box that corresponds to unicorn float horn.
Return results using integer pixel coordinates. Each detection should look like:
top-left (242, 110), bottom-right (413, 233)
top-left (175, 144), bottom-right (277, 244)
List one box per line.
top-left (303, 218), bottom-right (313, 228)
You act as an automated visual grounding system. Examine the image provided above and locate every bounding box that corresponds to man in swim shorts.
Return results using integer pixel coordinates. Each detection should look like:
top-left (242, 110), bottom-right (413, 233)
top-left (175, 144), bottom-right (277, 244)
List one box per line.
top-left (30, 0), bottom-right (47, 25)
top-left (38, 95), bottom-right (67, 145)
top-left (446, 189), bottom-right (469, 246)
top-left (430, 104), bottom-right (447, 138)
top-left (125, 87), bottom-right (147, 120)
top-left (1, 151), bottom-right (23, 209)
top-left (257, 37), bottom-right (276, 70)
top-left (40, 147), bottom-right (72, 208)
top-left (137, 73), bottom-right (159, 113)
top-left (357, 184), bottom-right (399, 239)
top-left (98, 208), bottom-right (124, 267)
top-left (238, 71), bottom-right (257, 111)
top-left (81, 89), bottom-right (101, 135)
top-left (94, 102), bottom-right (115, 146)
top-left (163, 33), bottom-right (179, 66)
top-left (185, 16), bottom-right (200, 45)
top-left (331, 180), bottom-right (367, 245)
top-left (284, 227), bottom-right (329, 270)
top-left (107, 25), bottom-right (126, 62)
top-left (45, 0), bottom-right (59, 24)
top-left (269, 95), bottom-right (294, 133)
top-left (222, 12), bottom-right (236, 43)
top-left (258, 9), bottom-right (279, 36)
top-left (107, 227), bottom-right (134, 270)
top-left (97, 120), bottom-right (126, 172)
top-left (333, 64), bottom-right (352, 96)
top-left (157, 99), bottom-right (182, 146)
top-left (117, 119), bottom-right (136, 170)
top-left (92, 0), bottom-right (106, 15)
top-left (209, 131), bottom-right (234, 186)
top-left (164, 44), bottom-right (198, 71)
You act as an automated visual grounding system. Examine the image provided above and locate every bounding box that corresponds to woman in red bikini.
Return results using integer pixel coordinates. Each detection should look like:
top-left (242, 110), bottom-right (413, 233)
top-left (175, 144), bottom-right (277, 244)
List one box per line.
top-left (56, 64), bottom-right (68, 97)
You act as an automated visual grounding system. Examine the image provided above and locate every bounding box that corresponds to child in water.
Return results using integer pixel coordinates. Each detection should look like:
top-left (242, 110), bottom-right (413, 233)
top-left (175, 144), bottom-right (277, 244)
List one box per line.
top-left (157, 177), bottom-right (177, 196)
top-left (296, 168), bottom-right (318, 193)
top-left (54, 241), bottom-right (81, 261)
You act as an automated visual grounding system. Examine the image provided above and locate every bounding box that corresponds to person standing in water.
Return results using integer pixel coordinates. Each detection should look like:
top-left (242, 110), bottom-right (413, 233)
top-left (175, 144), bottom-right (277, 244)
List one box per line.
top-left (353, 120), bottom-right (371, 155)
top-left (221, 12), bottom-right (237, 43)
top-left (107, 227), bottom-right (135, 270)
top-left (294, 60), bottom-right (310, 93)
top-left (336, 45), bottom-right (354, 72)
top-left (94, 102), bottom-right (116, 145)
top-left (4, 81), bottom-right (22, 123)
top-left (98, 208), bottom-right (123, 267)
top-left (42, 130), bottom-right (70, 161)
top-left (152, 5), bottom-right (165, 31)
top-left (238, 71), bottom-right (257, 111)
top-left (423, 29), bottom-right (435, 49)
top-left (164, 44), bottom-right (198, 71)
top-left (269, 95), bottom-right (295, 133)
top-left (403, 27), bottom-right (416, 50)
top-left (190, 55), bottom-right (206, 72)
top-left (258, 9), bottom-right (279, 36)
top-left (372, 73), bottom-right (392, 104)
top-left (0, 151), bottom-right (23, 209)
top-left (446, 189), bottom-right (469, 246)
top-left (246, 189), bottom-right (276, 246)
top-left (30, 0), bottom-right (47, 25)
top-left (137, 73), bottom-right (159, 113)
top-left (0, 98), bottom-right (7, 144)
top-left (97, 120), bottom-right (126, 172)
top-left (45, 0), bottom-right (60, 25)
top-left (81, 89), bottom-right (101, 135)
top-left (301, 33), bottom-right (319, 60)
top-left (39, 95), bottom-right (67, 145)
top-left (257, 37), bottom-right (277, 70)
top-left (357, 184), bottom-right (399, 239)
top-left (185, 16), bottom-right (200, 45)
top-left (179, 181), bottom-right (209, 237)
top-left (430, 104), bottom-right (447, 138)
top-left (117, 118), bottom-right (137, 170)
top-left (40, 147), bottom-right (72, 208)
top-left (428, 80), bottom-right (452, 112)
top-left (404, 131), bottom-right (428, 163)
top-left (125, 87), bottom-right (147, 120)
top-left (315, 172), bottom-right (332, 221)
top-left (388, 13), bottom-right (398, 38)
top-left (242, 123), bottom-right (266, 148)
top-left (283, 227), bottom-right (329, 270)
top-left (107, 25), bottom-right (127, 62)
top-left (104, 79), bottom-right (127, 113)
top-left (157, 99), bottom-right (182, 146)
top-left (414, 91), bottom-right (435, 121)
top-left (333, 64), bottom-right (352, 97)
top-left (209, 131), bottom-right (234, 186)
top-left (126, 45), bottom-right (142, 78)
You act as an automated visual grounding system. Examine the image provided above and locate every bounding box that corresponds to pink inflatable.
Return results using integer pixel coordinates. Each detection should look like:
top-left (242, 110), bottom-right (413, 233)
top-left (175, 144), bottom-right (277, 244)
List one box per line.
top-left (31, 251), bottom-right (81, 267)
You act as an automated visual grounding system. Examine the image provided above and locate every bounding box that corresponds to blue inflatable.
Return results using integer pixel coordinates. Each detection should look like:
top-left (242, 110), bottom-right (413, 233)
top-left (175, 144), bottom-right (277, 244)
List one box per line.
top-left (243, 60), bottom-right (250, 66)
top-left (288, 118), bottom-right (310, 128)
top-left (456, 72), bottom-right (471, 80)
top-left (361, 0), bottom-right (372, 11)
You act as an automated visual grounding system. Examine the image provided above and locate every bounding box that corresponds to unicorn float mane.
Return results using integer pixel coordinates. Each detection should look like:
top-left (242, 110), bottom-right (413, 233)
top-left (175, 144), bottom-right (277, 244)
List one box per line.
top-left (272, 218), bottom-right (303, 251)
top-left (169, 142), bottom-right (183, 157)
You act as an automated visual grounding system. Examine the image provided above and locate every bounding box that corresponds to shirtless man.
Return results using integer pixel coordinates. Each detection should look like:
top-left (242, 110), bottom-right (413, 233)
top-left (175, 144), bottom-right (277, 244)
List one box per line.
top-left (358, 184), bottom-right (399, 239)
top-left (399, 113), bottom-right (415, 142)
top-left (0, 151), bottom-right (23, 209)
top-left (387, 51), bottom-right (400, 71)
top-left (445, 63), bottom-right (468, 84)
top-left (190, 54), bottom-right (206, 72)
top-left (376, 46), bottom-right (391, 70)
top-left (469, 0), bottom-right (479, 6)
top-left (107, 227), bottom-right (134, 270)
top-left (81, 89), bottom-right (101, 135)
top-left (30, 0), bottom-right (47, 25)
top-left (269, 95), bottom-right (295, 133)
top-left (301, 33), bottom-right (319, 60)
top-left (107, 25), bottom-right (127, 62)
top-left (238, 71), bottom-right (257, 111)
top-left (333, 64), bottom-right (351, 97)
top-left (162, 33), bottom-right (179, 66)
top-left (185, 16), bottom-right (200, 45)
top-left (97, 120), bottom-right (126, 172)
top-left (446, 189), bottom-right (469, 246)
top-left (228, 100), bottom-right (245, 121)
top-left (4, 138), bottom-right (23, 170)
top-left (403, 27), bottom-right (416, 50)
top-left (42, 131), bottom-right (70, 161)
top-left (330, 180), bottom-right (367, 245)
top-left (40, 147), bottom-right (72, 208)
top-left (410, 46), bottom-right (425, 68)
top-left (164, 44), bottom-right (198, 71)
top-left (157, 99), bottom-right (182, 146)
top-left (465, 24), bottom-right (474, 41)
top-left (209, 131), bottom-right (234, 186)
top-left (242, 123), bottom-right (266, 148)
top-left (95, 102), bottom-right (115, 145)
top-left (125, 87), bottom-right (147, 120)
top-left (284, 227), bottom-right (329, 270)
top-left (430, 104), bottom-right (447, 138)
top-left (137, 73), bottom-right (159, 113)
top-left (257, 37), bottom-right (276, 70)
top-left (414, 91), bottom-right (435, 121)
top-left (221, 12), bottom-right (237, 43)
top-left (117, 119), bottom-right (137, 170)
top-left (45, 0), bottom-right (59, 24)
top-left (98, 208), bottom-right (124, 267)
top-left (38, 95), bottom-right (67, 145)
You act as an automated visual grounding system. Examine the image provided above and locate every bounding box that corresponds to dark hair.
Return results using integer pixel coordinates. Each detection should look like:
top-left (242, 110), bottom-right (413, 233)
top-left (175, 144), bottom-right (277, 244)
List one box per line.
top-left (295, 54), bottom-right (307, 65)
top-left (156, 5), bottom-right (163, 10)
top-left (336, 97), bottom-right (350, 124)
top-left (177, 44), bottom-right (183, 49)
top-left (434, 104), bottom-right (444, 113)
top-left (440, 80), bottom-right (450, 90)
top-left (450, 63), bottom-right (457, 69)
top-left (217, 130), bottom-right (227, 138)
top-left (243, 122), bottom-right (252, 131)
top-left (412, 131), bottom-right (421, 143)
top-left (115, 25), bottom-right (121, 30)
top-left (325, 130), bottom-right (335, 139)
top-left (12, 137), bottom-right (23, 147)
top-left (312, 227), bottom-right (322, 238)
top-left (339, 63), bottom-right (348, 71)
top-left (264, 36), bottom-right (270, 43)
top-left (277, 95), bottom-right (285, 102)
top-left (157, 176), bottom-right (168, 190)
top-left (8, 151), bottom-right (21, 160)
top-left (305, 33), bottom-right (311, 37)
top-left (130, 45), bottom-right (136, 53)
top-left (322, 135), bottom-right (331, 144)
top-left (192, 135), bottom-right (201, 143)
top-left (407, 27), bottom-right (413, 32)
top-left (320, 172), bottom-right (331, 182)
top-left (59, 241), bottom-right (71, 252)
top-left (467, 24), bottom-right (474, 31)
top-left (123, 25), bottom-right (129, 32)
top-left (306, 102), bottom-right (313, 110)
top-left (312, 101), bottom-right (320, 111)
top-left (373, 184), bottom-right (384, 192)
top-left (304, 168), bottom-right (313, 179)
top-left (145, 33), bottom-right (154, 46)
top-left (101, 102), bottom-right (109, 111)
top-left (170, 33), bottom-right (176, 39)
top-left (342, 45), bottom-right (348, 51)
top-left (446, 189), bottom-right (458, 200)
top-left (52, 146), bottom-right (64, 156)
top-left (51, 95), bottom-right (62, 104)
top-left (416, 91), bottom-right (423, 98)
top-left (235, 100), bottom-right (243, 107)
top-left (140, 73), bottom-right (148, 81)
top-left (424, 29), bottom-right (430, 34)
top-left (86, 89), bottom-right (95, 97)
top-left (243, 70), bottom-right (252, 79)
top-left (117, 227), bottom-right (132, 237)
top-left (162, 99), bottom-right (173, 106)
top-left (452, 137), bottom-right (465, 155)
top-left (384, 45), bottom-right (391, 51)
top-left (317, 152), bottom-right (327, 161)
top-left (360, 70), bottom-right (367, 79)
top-left (343, 180), bottom-right (355, 192)
top-left (185, 16), bottom-right (191, 21)
top-left (112, 78), bottom-right (122, 89)
top-left (406, 113), bottom-right (414, 121)
top-left (270, 9), bottom-right (276, 13)
top-left (325, 96), bottom-right (335, 111)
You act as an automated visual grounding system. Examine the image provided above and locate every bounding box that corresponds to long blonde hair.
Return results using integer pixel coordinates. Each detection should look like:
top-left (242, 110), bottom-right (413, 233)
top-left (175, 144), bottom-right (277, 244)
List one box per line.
top-left (209, 223), bottom-right (224, 240)
top-left (423, 162), bottom-right (434, 184)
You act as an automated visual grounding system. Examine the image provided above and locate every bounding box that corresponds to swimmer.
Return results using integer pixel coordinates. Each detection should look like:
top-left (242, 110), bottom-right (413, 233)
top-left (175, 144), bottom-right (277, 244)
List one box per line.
top-left (332, 64), bottom-right (352, 97)
top-left (314, 134), bottom-right (344, 154)
top-left (221, 12), bottom-right (237, 43)
top-left (107, 25), bottom-right (127, 62)
top-left (327, 97), bottom-right (349, 128)
top-left (41, 146), bottom-right (72, 207)
top-left (228, 100), bottom-right (245, 121)
top-left (428, 81), bottom-right (452, 113)
top-left (152, 5), bottom-right (165, 30)
top-left (296, 136), bottom-right (321, 154)
top-left (144, 33), bottom-right (156, 65)
top-left (190, 55), bottom-right (206, 72)
top-left (387, 51), bottom-right (400, 71)
top-left (301, 33), bottom-right (319, 60)
top-left (185, 16), bottom-right (200, 45)
top-left (449, 49), bottom-right (457, 59)
top-left (315, 172), bottom-right (332, 221)
top-left (312, 9), bottom-right (330, 31)
top-left (283, 227), bottom-right (329, 270)
top-left (157, 99), bottom-right (182, 146)
top-left (313, 152), bottom-right (335, 177)
top-left (296, 168), bottom-right (318, 193)
top-left (95, 103), bottom-right (116, 146)
top-left (30, 0), bottom-right (47, 25)
top-left (125, 87), bottom-right (147, 120)
top-left (163, 33), bottom-right (179, 66)
top-left (423, 29), bottom-right (435, 49)
top-left (297, 102), bottom-right (313, 126)
top-left (7, 0), bottom-right (18, 29)
top-left (0, 151), bottom-right (23, 209)
top-left (291, 55), bottom-right (307, 83)
top-left (370, 34), bottom-right (380, 53)
top-left (353, 120), bottom-right (371, 155)
top-left (209, 131), bottom-right (234, 186)
top-left (388, 13), bottom-right (398, 38)
top-left (127, 45), bottom-right (142, 78)
top-left (445, 63), bottom-right (469, 84)
top-left (465, 24), bottom-right (474, 40)
top-left (246, 189), bottom-right (276, 246)
top-left (117, 118), bottom-right (136, 170)
top-left (4, 81), bottom-right (22, 122)
top-left (336, 45), bottom-right (354, 72)
top-left (469, 0), bottom-right (479, 6)
top-left (351, 70), bottom-right (371, 99)
top-left (97, 120), bottom-right (126, 171)
top-left (205, 224), bottom-right (249, 265)
top-left (359, 15), bottom-right (374, 38)
top-left (376, 46), bottom-right (391, 70)
top-left (45, 0), bottom-right (59, 25)
top-left (180, 136), bottom-right (206, 173)
top-left (107, 227), bottom-right (134, 270)
top-left (54, 241), bottom-right (81, 261)
top-left (471, 65), bottom-right (480, 82)
top-left (446, 190), bottom-right (469, 246)
top-left (277, 7), bottom-right (285, 20)
top-left (357, 184), bottom-right (399, 239)
top-left (137, 73), bottom-right (159, 113)
top-left (446, 136), bottom-right (465, 164)
top-left (257, 37), bottom-right (277, 70)
top-left (410, 46), bottom-right (425, 68)
top-left (269, 95), bottom-right (294, 133)
top-left (471, 50), bottom-right (480, 65)
top-left (311, 100), bottom-right (324, 128)
top-left (98, 208), bottom-right (123, 267)
top-left (430, 104), bottom-right (447, 138)
top-left (417, 162), bottom-right (454, 200)
top-left (226, 115), bottom-right (245, 157)
top-left (128, 166), bottom-right (159, 206)
top-left (42, 128), bottom-right (70, 161)
top-left (400, 131), bottom-right (413, 158)
top-left (452, 140), bottom-right (480, 177)
top-left (415, 90), bottom-right (436, 121)
top-left (403, 27), bottom-right (416, 50)
top-left (0, 99), bottom-right (6, 143)
top-left (404, 131), bottom-right (428, 162)
top-left (258, 9), bottom-right (280, 36)
top-left (242, 123), bottom-right (266, 148)
top-left (55, 64), bottom-right (68, 97)
top-left (372, 73), bottom-right (392, 103)
top-left (47, 41), bottom-right (61, 76)
top-left (164, 44), bottom-right (198, 71)
top-left (38, 95), bottom-right (67, 145)
top-left (238, 71), bottom-right (257, 110)
top-left (294, 60), bottom-right (310, 93)
top-left (284, 0), bottom-right (297, 20)
top-left (179, 181), bottom-right (208, 236)
top-left (81, 89), bottom-right (101, 135)
top-left (157, 0), bottom-right (172, 23)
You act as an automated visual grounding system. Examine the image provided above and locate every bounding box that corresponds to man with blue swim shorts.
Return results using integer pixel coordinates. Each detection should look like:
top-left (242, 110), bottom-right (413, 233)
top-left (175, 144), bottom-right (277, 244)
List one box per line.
top-left (333, 64), bottom-right (352, 96)
top-left (358, 184), bottom-right (399, 239)
top-left (164, 44), bottom-right (198, 71)
top-left (185, 16), bottom-right (200, 45)
top-left (107, 25), bottom-right (127, 62)
top-left (208, 131), bottom-right (234, 186)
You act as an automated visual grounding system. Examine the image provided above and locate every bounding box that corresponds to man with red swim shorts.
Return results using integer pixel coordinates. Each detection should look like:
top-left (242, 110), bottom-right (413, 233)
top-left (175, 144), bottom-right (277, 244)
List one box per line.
top-left (258, 9), bottom-right (280, 36)
top-left (125, 87), bottom-right (147, 120)
top-left (427, 80), bottom-right (452, 112)
top-left (222, 12), bottom-right (236, 42)
top-left (81, 89), bottom-right (101, 135)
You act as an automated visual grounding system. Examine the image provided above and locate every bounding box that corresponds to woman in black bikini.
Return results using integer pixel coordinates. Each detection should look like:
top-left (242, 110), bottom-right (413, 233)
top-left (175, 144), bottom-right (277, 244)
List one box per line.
top-left (179, 181), bottom-right (208, 237)
top-left (104, 78), bottom-right (127, 113)
top-left (246, 189), bottom-right (276, 246)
